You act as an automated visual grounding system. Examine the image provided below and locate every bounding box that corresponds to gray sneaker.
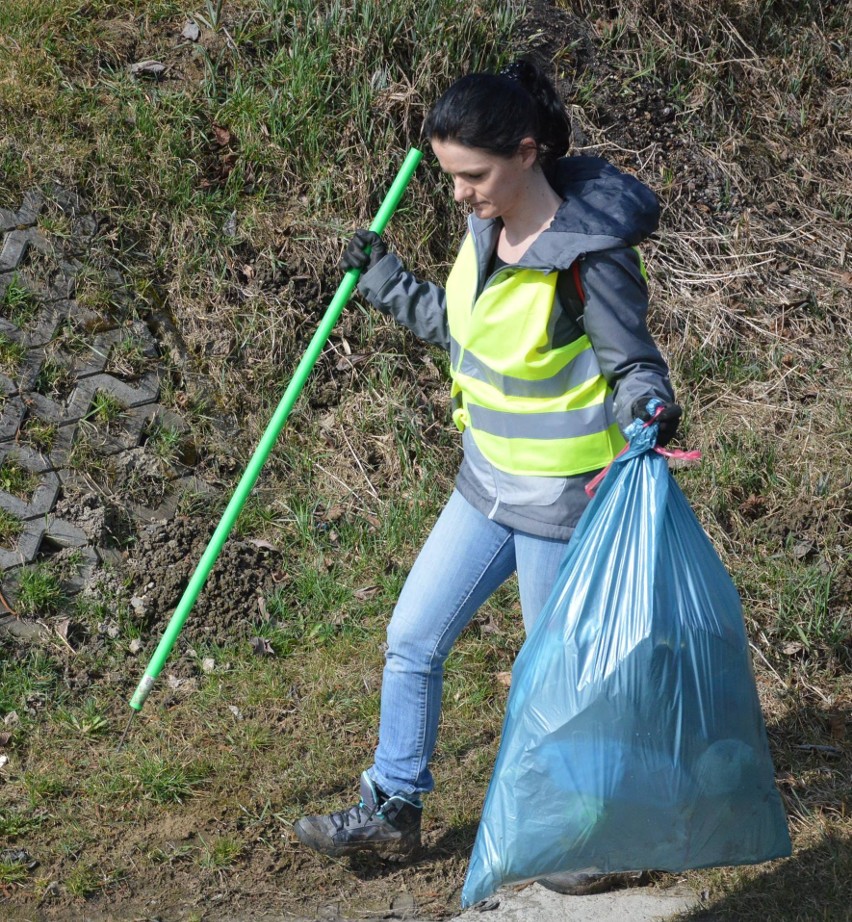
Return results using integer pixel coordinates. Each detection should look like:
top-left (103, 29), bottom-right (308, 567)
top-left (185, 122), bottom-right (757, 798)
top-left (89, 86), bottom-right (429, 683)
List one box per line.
top-left (294, 773), bottom-right (422, 858)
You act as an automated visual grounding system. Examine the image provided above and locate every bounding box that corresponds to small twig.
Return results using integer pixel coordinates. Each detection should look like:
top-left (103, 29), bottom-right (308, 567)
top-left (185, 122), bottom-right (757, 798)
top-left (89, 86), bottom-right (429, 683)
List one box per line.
top-left (0, 586), bottom-right (19, 617)
top-left (749, 639), bottom-right (788, 689)
top-left (116, 711), bottom-right (135, 752)
top-left (339, 429), bottom-right (381, 500)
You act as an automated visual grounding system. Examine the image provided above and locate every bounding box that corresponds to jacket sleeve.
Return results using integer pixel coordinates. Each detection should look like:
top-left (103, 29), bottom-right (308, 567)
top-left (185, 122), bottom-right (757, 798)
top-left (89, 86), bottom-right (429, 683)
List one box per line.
top-left (355, 253), bottom-right (450, 350)
top-left (579, 247), bottom-right (675, 433)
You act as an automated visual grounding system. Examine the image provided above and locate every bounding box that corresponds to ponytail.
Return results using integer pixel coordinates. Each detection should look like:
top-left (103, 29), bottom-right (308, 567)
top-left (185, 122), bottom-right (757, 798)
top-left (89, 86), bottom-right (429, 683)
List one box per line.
top-left (423, 59), bottom-right (571, 184)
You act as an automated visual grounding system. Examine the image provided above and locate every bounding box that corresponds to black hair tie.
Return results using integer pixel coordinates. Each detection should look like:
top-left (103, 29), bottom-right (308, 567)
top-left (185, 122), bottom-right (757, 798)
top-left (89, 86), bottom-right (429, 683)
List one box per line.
top-left (500, 61), bottom-right (528, 81)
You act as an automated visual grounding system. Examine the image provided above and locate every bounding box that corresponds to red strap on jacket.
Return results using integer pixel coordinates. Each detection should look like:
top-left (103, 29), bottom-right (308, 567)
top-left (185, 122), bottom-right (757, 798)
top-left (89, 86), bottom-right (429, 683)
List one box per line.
top-left (571, 260), bottom-right (585, 305)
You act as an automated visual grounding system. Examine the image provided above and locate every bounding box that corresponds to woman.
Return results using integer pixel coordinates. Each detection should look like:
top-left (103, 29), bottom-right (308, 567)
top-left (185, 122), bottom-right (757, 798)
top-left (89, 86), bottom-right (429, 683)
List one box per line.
top-left (294, 61), bottom-right (680, 878)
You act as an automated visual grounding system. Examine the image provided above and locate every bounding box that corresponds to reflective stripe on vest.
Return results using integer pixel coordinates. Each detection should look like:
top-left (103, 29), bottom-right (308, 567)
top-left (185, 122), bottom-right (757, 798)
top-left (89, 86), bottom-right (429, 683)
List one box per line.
top-left (446, 234), bottom-right (625, 477)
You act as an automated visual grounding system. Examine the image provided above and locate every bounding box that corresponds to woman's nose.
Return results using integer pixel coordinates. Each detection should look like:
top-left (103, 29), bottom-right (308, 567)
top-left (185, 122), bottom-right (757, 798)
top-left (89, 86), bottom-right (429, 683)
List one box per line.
top-left (453, 177), bottom-right (471, 202)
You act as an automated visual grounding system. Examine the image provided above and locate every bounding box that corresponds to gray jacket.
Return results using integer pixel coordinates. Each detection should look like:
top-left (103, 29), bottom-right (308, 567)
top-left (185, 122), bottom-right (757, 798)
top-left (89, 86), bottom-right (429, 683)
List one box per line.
top-left (356, 156), bottom-right (674, 539)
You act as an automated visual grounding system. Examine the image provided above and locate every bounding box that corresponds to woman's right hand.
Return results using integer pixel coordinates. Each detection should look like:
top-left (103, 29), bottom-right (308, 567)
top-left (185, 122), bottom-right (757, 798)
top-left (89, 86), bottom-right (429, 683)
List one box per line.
top-left (340, 229), bottom-right (387, 273)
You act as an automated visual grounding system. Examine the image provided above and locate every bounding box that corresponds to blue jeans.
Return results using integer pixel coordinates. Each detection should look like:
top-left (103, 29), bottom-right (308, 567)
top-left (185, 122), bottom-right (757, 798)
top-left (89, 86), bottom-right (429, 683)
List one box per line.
top-left (368, 489), bottom-right (572, 798)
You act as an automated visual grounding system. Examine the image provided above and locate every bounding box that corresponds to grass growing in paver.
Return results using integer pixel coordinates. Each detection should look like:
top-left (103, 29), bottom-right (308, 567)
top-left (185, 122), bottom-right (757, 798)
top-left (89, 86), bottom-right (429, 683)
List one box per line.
top-left (0, 507), bottom-right (23, 547)
top-left (0, 456), bottom-right (39, 499)
top-left (19, 415), bottom-right (58, 453)
top-left (33, 355), bottom-right (75, 398)
top-left (85, 390), bottom-right (126, 428)
top-left (145, 419), bottom-right (183, 466)
top-left (0, 331), bottom-right (26, 376)
top-left (107, 334), bottom-right (152, 379)
top-left (0, 275), bottom-right (39, 328)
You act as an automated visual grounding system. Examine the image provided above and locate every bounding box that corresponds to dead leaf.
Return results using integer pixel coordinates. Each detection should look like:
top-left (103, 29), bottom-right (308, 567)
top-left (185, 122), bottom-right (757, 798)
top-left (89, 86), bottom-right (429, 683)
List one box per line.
top-left (129, 60), bottom-right (166, 78)
top-left (212, 124), bottom-right (232, 146)
top-left (180, 21), bottom-right (201, 41)
top-left (828, 713), bottom-right (846, 741)
top-left (792, 541), bottom-right (814, 560)
top-left (249, 538), bottom-right (281, 553)
top-left (0, 732), bottom-right (11, 747)
top-left (496, 672), bottom-right (512, 687)
top-left (335, 354), bottom-right (369, 370)
top-left (353, 586), bottom-right (379, 602)
top-left (250, 636), bottom-right (275, 657)
top-left (228, 705), bottom-right (243, 721)
top-left (782, 641), bottom-right (804, 656)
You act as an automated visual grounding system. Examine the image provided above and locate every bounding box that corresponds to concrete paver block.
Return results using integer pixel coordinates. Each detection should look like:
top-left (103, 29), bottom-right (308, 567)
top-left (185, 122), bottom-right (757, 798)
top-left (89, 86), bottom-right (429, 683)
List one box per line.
top-left (0, 397), bottom-right (26, 441)
top-left (0, 230), bottom-right (29, 272)
top-left (0, 518), bottom-right (43, 570)
top-left (0, 208), bottom-right (19, 233)
top-left (1, 188), bottom-right (198, 579)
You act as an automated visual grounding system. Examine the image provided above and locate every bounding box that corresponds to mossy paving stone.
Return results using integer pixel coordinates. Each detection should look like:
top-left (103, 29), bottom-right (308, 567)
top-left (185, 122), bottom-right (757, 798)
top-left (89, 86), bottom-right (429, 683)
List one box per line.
top-left (0, 189), bottom-right (202, 614)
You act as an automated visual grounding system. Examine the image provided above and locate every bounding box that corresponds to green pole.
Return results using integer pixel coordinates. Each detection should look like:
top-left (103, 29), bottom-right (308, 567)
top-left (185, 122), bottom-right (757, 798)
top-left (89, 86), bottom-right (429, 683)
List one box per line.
top-left (128, 148), bottom-right (422, 712)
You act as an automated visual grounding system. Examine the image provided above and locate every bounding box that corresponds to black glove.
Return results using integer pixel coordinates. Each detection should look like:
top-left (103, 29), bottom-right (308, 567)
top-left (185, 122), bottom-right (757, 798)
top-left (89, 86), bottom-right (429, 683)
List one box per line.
top-left (631, 397), bottom-right (682, 447)
top-left (340, 229), bottom-right (387, 273)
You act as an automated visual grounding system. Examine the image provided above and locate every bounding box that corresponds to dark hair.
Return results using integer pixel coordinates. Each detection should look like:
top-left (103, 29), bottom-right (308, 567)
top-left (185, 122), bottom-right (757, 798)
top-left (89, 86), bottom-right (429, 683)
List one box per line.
top-left (422, 60), bottom-right (571, 183)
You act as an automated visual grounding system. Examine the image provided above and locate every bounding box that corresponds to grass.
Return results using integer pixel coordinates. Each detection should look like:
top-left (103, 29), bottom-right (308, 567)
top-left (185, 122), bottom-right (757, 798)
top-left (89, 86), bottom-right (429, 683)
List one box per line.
top-left (144, 419), bottom-right (184, 466)
top-left (0, 456), bottom-right (39, 499)
top-left (0, 0), bottom-right (848, 920)
top-left (107, 334), bottom-right (151, 379)
top-left (133, 755), bottom-right (212, 804)
top-left (0, 331), bottom-right (26, 377)
top-left (19, 415), bottom-right (58, 452)
top-left (0, 275), bottom-right (39, 328)
top-left (199, 835), bottom-right (242, 870)
top-left (33, 356), bottom-right (74, 398)
top-left (85, 390), bottom-right (126, 428)
top-left (0, 507), bottom-right (23, 547)
top-left (15, 564), bottom-right (68, 616)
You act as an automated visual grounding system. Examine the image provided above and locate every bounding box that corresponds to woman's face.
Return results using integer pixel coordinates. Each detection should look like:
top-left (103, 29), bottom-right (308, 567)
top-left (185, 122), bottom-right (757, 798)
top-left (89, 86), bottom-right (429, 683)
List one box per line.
top-left (431, 137), bottom-right (537, 222)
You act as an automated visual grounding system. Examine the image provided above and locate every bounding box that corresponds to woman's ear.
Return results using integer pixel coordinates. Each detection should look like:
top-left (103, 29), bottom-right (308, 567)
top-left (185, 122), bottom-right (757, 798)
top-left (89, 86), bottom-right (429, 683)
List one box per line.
top-left (517, 137), bottom-right (539, 168)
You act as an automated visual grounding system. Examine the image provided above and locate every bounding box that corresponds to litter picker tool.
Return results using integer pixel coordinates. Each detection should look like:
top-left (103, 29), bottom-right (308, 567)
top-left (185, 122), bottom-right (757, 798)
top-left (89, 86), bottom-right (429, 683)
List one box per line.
top-left (119, 148), bottom-right (423, 747)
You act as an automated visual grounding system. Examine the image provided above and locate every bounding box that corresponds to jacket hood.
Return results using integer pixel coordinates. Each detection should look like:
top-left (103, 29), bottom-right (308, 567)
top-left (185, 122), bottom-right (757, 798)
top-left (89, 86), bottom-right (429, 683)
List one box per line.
top-left (468, 156), bottom-right (660, 274)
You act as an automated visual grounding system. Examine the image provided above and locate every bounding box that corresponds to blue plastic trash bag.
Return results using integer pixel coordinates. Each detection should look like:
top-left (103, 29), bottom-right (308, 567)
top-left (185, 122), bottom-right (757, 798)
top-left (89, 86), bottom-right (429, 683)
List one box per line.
top-left (461, 417), bottom-right (791, 908)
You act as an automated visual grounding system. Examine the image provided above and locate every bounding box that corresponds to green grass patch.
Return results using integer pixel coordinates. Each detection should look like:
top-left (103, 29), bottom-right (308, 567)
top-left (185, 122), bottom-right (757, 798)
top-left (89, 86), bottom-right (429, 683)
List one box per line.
top-left (0, 809), bottom-right (45, 839)
top-left (0, 647), bottom-right (61, 718)
top-left (33, 356), bottom-right (74, 397)
top-left (0, 860), bottom-right (30, 887)
top-left (0, 507), bottom-right (24, 547)
top-left (0, 456), bottom-right (39, 499)
top-left (20, 415), bottom-right (58, 452)
top-left (0, 275), bottom-right (38, 328)
top-left (0, 331), bottom-right (26, 376)
top-left (107, 333), bottom-right (151, 378)
top-left (199, 835), bottom-right (242, 870)
top-left (15, 563), bottom-right (68, 616)
top-left (134, 755), bottom-right (212, 804)
top-left (85, 390), bottom-right (126, 428)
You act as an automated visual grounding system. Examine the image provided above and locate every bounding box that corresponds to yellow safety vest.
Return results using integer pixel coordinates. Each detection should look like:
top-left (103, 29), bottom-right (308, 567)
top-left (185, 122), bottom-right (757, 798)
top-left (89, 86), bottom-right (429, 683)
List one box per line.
top-left (446, 235), bottom-right (625, 477)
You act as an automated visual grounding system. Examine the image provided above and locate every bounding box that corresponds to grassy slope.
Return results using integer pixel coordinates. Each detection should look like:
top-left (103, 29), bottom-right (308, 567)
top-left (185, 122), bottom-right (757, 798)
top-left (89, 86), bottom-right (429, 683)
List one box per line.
top-left (0, 0), bottom-right (850, 919)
